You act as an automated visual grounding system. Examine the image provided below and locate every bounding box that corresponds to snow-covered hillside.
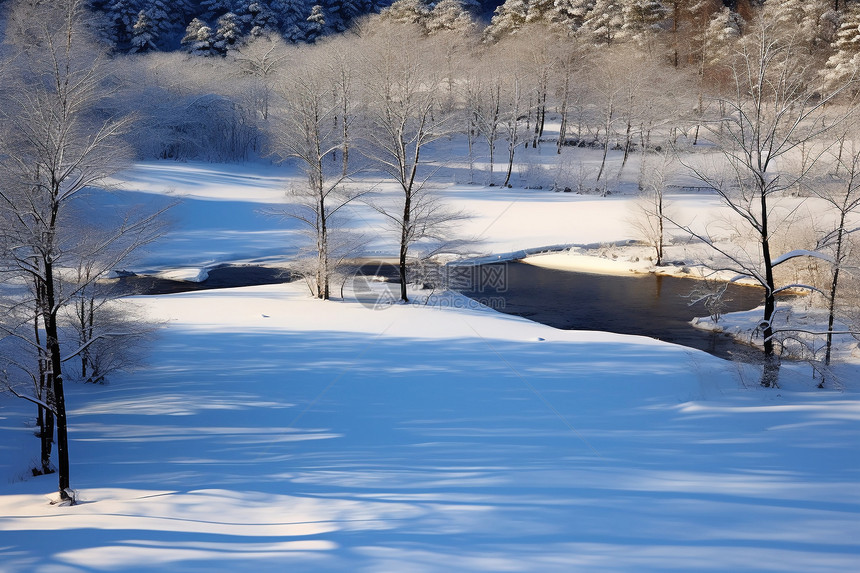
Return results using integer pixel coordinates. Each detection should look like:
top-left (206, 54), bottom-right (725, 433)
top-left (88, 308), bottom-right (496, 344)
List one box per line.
top-left (2, 153), bottom-right (859, 572)
top-left (2, 282), bottom-right (859, 572)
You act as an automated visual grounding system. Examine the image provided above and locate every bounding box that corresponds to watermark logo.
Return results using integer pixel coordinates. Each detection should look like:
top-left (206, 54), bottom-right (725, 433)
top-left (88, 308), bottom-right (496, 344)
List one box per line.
top-left (350, 263), bottom-right (401, 310)
top-left (432, 263), bottom-right (509, 294)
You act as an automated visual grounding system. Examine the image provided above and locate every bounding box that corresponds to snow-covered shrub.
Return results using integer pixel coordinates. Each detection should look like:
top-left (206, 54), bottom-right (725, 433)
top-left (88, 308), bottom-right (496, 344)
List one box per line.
top-left (553, 160), bottom-right (600, 194)
top-left (517, 158), bottom-right (552, 189)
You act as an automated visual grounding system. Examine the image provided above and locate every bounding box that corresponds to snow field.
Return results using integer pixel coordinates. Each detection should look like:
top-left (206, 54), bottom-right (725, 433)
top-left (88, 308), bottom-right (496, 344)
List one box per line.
top-left (2, 141), bottom-right (859, 571)
top-left (1, 282), bottom-right (859, 571)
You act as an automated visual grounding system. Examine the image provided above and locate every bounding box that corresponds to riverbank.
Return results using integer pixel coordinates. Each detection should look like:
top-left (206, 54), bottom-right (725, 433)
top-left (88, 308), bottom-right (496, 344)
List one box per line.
top-left (3, 281), bottom-right (859, 572)
top-left (514, 247), bottom-right (860, 366)
top-left (96, 159), bottom-right (856, 367)
top-left (452, 261), bottom-right (765, 362)
top-left (519, 245), bottom-right (761, 285)
top-left (3, 156), bottom-right (860, 571)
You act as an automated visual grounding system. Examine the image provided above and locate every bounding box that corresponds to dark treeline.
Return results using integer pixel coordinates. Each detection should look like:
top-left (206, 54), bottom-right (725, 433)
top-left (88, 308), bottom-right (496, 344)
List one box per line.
top-left (79, 1), bottom-right (499, 53)
top-left (71, 0), bottom-right (860, 58)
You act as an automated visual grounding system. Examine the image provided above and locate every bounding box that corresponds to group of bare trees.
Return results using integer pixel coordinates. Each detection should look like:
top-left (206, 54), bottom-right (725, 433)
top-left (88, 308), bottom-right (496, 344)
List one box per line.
top-left (0, 0), bottom-right (163, 503)
top-left (267, 23), bottom-right (467, 302)
top-left (2, 1), bottom-right (860, 507)
top-left (655, 13), bottom-right (860, 387)
top-left (674, 19), bottom-right (845, 384)
top-left (256, 8), bottom-right (860, 384)
top-left (260, 17), bottom-right (708, 305)
top-left (268, 38), bottom-right (362, 300)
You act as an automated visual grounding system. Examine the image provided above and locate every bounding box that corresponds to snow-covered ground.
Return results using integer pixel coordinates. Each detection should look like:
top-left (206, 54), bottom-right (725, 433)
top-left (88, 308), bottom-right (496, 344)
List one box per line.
top-left (2, 144), bottom-right (859, 571)
top-left (2, 284), bottom-right (859, 572)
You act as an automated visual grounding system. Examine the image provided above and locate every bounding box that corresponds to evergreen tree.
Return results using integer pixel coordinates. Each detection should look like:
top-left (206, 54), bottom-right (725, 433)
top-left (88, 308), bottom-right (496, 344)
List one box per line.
top-left (306, 4), bottom-right (325, 42)
top-left (342, 0), bottom-right (373, 24)
top-left (678, 0), bottom-right (724, 68)
top-left (235, 1), bottom-right (280, 37)
top-left (551, 0), bottom-right (596, 35)
top-left (427, 0), bottom-right (478, 34)
top-left (182, 17), bottom-right (215, 54)
top-left (581, 0), bottom-right (625, 45)
top-left (142, 0), bottom-right (174, 49)
top-left (823, 4), bottom-right (860, 90)
top-left (321, 0), bottom-right (347, 32)
top-left (621, 0), bottom-right (667, 46)
top-left (278, 0), bottom-right (312, 42)
top-left (483, 0), bottom-right (529, 41)
top-left (213, 11), bottom-right (242, 53)
top-left (202, 0), bottom-right (237, 21)
top-left (233, 0), bottom-right (257, 33)
top-left (524, 0), bottom-right (555, 24)
top-left (102, 0), bottom-right (140, 49)
top-left (702, 6), bottom-right (741, 71)
top-left (130, 9), bottom-right (158, 52)
top-left (174, 0), bottom-right (196, 22)
top-left (761, 0), bottom-right (835, 52)
top-left (250, 2), bottom-right (281, 36)
top-left (382, 0), bottom-right (432, 26)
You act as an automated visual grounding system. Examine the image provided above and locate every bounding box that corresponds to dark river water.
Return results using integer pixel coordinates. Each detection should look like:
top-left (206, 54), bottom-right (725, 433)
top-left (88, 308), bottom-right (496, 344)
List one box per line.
top-left (454, 261), bottom-right (765, 361)
top-left (122, 260), bottom-right (765, 361)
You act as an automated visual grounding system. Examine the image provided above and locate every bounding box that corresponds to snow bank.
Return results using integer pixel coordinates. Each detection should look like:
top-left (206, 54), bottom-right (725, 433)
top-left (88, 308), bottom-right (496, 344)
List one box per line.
top-left (521, 251), bottom-right (651, 275)
top-left (155, 267), bottom-right (210, 283)
top-left (1, 282), bottom-right (858, 572)
top-left (3, 147), bottom-right (859, 571)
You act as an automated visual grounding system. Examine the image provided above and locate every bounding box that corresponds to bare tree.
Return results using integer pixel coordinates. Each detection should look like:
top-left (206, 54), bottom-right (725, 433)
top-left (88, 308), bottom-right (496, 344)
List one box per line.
top-left (499, 65), bottom-right (529, 188)
top-left (481, 37), bottom-right (534, 188)
top-left (552, 41), bottom-right (591, 154)
top-left (269, 46), bottom-right (364, 300)
top-left (815, 133), bottom-right (860, 369)
top-left (357, 22), bottom-right (460, 302)
top-left (463, 57), bottom-right (503, 185)
top-left (63, 207), bottom-right (165, 383)
top-left (234, 34), bottom-right (290, 121)
top-left (589, 50), bottom-right (626, 184)
top-left (319, 36), bottom-right (360, 178)
top-left (0, 284), bottom-right (54, 476)
top-left (677, 15), bottom-right (857, 386)
top-left (515, 27), bottom-right (552, 150)
top-left (632, 153), bottom-right (677, 266)
top-left (114, 52), bottom-right (263, 161)
top-left (615, 46), bottom-right (649, 171)
top-left (0, 0), bottom-right (158, 502)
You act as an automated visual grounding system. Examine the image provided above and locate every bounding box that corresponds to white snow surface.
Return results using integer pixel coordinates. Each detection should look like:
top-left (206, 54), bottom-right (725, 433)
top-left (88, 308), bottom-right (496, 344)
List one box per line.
top-left (2, 283), bottom-right (858, 572)
top-left (97, 157), bottom-right (745, 276)
top-left (2, 153), bottom-right (859, 571)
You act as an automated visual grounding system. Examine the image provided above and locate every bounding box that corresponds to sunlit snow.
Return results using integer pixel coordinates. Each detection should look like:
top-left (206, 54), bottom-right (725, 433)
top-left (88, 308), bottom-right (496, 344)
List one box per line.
top-left (2, 148), bottom-right (858, 572)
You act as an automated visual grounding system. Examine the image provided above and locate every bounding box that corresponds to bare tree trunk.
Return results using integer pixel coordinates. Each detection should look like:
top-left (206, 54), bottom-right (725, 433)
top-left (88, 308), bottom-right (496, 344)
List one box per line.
top-left (503, 78), bottom-right (522, 188)
top-left (693, 90), bottom-right (704, 145)
top-left (319, 179), bottom-right (330, 300)
top-left (488, 84), bottom-right (500, 185)
top-left (557, 71), bottom-right (570, 155)
top-left (468, 112), bottom-right (476, 183)
top-left (531, 71), bottom-right (547, 149)
top-left (622, 118), bottom-right (633, 168)
top-left (538, 89), bottom-right (546, 140)
top-left (340, 71), bottom-right (350, 178)
top-left (825, 210), bottom-right (848, 367)
top-left (596, 103), bottom-right (613, 182)
top-left (30, 278), bottom-right (54, 475)
top-left (758, 159), bottom-right (780, 386)
top-left (504, 144), bottom-right (516, 187)
top-left (44, 259), bottom-right (71, 501)
top-left (399, 213), bottom-right (410, 303)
